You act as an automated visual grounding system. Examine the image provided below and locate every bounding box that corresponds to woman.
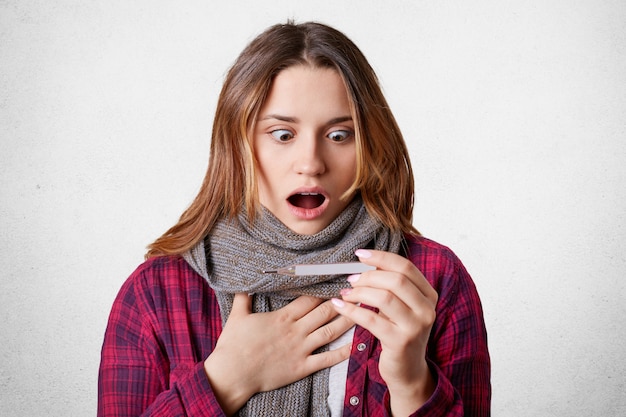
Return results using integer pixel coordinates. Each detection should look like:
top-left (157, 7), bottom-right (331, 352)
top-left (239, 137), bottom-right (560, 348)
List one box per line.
top-left (98, 21), bottom-right (490, 416)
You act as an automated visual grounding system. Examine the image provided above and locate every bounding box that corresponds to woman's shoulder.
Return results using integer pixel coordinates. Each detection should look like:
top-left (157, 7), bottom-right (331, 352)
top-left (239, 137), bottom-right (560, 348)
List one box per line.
top-left (403, 234), bottom-right (474, 292)
top-left (130, 255), bottom-right (200, 284)
top-left (404, 234), bottom-right (461, 265)
top-left (116, 255), bottom-right (209, 306)
top-left (104, 255), bottom-right (221, 358)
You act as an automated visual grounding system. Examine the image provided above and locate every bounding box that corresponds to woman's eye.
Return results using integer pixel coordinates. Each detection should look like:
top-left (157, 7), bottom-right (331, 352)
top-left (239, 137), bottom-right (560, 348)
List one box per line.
top-left (327, 130), bottom-right (352, 143)
top-left (270, 129), bottom-right (294, 142)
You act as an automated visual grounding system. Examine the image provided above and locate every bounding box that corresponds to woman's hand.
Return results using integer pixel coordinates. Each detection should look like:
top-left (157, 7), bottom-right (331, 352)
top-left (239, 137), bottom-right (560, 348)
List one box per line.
top-left (331, 249), bottom-right (438, 416)
top-left (204, 294), bottom-right (353, 415)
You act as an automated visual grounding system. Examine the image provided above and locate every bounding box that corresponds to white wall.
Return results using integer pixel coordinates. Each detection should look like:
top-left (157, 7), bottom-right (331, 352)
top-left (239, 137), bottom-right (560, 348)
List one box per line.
top-left (1, 1), bottom-right (625, 415)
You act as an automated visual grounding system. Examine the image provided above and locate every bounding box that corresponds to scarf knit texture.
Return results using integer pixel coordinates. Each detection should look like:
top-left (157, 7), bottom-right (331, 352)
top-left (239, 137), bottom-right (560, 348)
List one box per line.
top-left (202, 197), bottom-right (402, 416)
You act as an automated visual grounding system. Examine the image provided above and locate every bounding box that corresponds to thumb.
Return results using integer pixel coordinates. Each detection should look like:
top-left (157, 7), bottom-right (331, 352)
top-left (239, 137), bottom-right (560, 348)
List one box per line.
top-left (230, 292), bottom-right (252, 318)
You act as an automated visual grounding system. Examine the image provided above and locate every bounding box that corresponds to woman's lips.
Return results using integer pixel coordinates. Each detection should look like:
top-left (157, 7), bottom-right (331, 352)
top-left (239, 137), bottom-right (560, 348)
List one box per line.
top-left (287, 190), bottom-right (329, 220)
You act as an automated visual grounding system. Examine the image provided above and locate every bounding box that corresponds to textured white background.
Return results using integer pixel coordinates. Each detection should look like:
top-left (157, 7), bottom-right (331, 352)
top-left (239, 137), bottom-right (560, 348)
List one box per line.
top-left (1, 1), bottom-right (625, 415)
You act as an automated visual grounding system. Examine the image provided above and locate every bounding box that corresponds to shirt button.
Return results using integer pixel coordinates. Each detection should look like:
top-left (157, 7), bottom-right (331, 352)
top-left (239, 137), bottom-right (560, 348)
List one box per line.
top-left (349, 396), bottom-right (360, 406)
top-left (356, 343), bottom-right (367, 352)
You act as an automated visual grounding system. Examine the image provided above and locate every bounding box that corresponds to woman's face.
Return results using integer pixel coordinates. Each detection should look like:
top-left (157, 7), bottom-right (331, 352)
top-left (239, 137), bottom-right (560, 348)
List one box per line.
top-left (253, 65), bottom-right (357, 235)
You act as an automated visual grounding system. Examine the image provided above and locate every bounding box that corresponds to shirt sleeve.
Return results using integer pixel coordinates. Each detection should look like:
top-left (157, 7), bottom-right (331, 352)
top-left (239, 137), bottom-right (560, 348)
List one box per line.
top-left (97, 263), bottom-right (226, 417)
top-left (406, 240), bottom-right (491, 416)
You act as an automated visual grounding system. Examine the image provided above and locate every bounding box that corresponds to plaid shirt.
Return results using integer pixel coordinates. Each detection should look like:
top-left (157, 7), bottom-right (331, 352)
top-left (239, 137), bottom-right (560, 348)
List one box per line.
top-left (98, 236), bottom-right (490, 416)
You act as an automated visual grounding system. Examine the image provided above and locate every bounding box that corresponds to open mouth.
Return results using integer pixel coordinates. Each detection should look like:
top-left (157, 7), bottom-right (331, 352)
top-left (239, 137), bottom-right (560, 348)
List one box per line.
top-left (287, 192), bottom-right (326, 209)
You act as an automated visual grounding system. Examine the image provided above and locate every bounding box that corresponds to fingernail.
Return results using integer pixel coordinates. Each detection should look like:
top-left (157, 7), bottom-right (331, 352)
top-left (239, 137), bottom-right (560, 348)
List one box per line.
top-left (355, 249), bottom-right (372, 259)
top-left (331, 298), bottom-right (345, 308)
top-left (347, 274), bottom-right (360, 283)
top-left (340, 288), bottom-right (352, 296)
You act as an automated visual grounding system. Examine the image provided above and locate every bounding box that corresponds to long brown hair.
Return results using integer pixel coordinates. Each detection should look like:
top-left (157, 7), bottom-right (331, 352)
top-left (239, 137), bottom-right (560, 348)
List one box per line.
top-left (146, 21), bottom-right (417, 258)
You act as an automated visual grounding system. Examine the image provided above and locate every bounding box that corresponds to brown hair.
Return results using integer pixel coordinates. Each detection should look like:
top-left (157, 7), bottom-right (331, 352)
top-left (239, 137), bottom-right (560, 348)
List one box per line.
top-left (146, 21), bottom-right (417, 258)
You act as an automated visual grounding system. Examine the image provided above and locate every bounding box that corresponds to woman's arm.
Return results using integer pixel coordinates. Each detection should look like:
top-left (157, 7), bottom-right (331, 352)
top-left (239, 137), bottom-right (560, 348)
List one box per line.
top-left (333, 246), bottom-right (490, 416)
top-left (332, 249), bottom-right (439, 415)
top-left (98, 273), bottom-right (226, 416)
top-left (98, 258), bottom-right (354, 416)
top-left (422, 250), bottom-right (491, 416)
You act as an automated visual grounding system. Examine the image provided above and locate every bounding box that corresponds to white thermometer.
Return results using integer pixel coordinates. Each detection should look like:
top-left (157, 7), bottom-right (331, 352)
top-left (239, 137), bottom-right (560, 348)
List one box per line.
top-left (262, 262), bottom-right (375, 276)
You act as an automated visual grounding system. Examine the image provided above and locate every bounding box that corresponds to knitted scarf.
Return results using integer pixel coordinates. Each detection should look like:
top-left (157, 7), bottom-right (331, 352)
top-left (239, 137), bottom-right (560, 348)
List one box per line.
top-left (204, 197), bottom-right (402, 416)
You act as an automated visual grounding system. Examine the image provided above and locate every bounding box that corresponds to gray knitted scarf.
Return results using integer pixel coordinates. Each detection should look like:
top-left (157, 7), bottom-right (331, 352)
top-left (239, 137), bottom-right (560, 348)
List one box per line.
top-left (203, 197), bottom-right (402, 416)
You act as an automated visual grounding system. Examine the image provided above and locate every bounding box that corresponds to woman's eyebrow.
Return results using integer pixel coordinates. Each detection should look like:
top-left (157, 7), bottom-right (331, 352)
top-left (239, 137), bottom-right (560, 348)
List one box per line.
top-left (260, 114), bottom-right (353, 125)
top-left (327, 116), bottom-right (353, 125)
top-left (261, 114), bottom-right (298, 123)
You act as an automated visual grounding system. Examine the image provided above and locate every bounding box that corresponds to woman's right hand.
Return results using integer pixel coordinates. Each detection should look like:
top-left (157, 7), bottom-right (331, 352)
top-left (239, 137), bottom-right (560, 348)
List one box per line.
top-left (203, 293), bottom-right (354, 415)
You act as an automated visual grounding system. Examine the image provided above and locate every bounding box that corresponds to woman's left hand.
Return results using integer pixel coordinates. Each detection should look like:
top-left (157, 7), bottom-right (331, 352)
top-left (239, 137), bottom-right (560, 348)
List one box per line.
top-left (332, 249), bottom-right (438, 415)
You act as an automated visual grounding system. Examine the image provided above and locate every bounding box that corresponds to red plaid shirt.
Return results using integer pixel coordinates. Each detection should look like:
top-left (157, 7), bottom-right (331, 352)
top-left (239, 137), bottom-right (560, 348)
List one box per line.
top-left (98, 236), bottom-right (490, 416)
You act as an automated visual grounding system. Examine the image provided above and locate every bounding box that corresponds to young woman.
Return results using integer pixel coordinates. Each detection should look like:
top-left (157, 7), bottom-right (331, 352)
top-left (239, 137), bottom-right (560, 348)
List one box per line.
top-left (98, 21), bottom-right (490, 416)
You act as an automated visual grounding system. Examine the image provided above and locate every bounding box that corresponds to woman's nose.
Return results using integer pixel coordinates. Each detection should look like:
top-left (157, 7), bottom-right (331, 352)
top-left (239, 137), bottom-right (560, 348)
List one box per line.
top-left (293, 136), bottom-right (326, 176)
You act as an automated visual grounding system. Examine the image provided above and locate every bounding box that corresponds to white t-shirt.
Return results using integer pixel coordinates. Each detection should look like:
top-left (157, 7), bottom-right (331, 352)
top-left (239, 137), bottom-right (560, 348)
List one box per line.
top-left (327, 326), bottom-right (355, 415)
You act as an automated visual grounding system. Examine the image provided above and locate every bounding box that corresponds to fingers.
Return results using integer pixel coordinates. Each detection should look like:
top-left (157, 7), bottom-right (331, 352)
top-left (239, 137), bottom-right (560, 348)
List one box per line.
top-left (232, 294), bottom-right (348, 341)
top-left (329, 249), bottom-right (438, 342)
top-left (305, 341), bottom-right (351, 371)
top-left (342, 283), bottom-right (417, 327)
top-left (231, 294), bottom-right (329, 322)
top-left (308, 311), bottom-right (354, 348)
top-left (279, 296), bottom-right (348, 333)
top-left (232, 294), bottom-right (351, 345)
top-left (280, 295), bottom-right (326, 321)
top-left (344, 271), bottom-right (435, 323)
top-left (230, 293), bottom-right (253, 318)
top-left (355, 249), bottom-right (438, 305)
top-left (296, 298), bottom-right (340, 329)
top-left (213, 294), bottom-right (353, 398)
top-left (288, 298), bottom-right (354, 351)
top-left (331, 297), bottom-right (394, 341)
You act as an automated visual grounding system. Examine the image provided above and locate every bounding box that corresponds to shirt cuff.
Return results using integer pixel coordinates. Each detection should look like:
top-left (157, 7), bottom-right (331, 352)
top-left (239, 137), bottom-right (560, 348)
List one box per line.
top-left (383, 359), bottom-right (463, 417)
top-left (173, 361), bottom-right (227, 417)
